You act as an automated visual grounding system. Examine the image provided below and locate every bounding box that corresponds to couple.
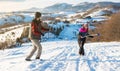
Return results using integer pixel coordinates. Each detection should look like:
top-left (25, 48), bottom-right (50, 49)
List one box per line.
top-left (25, 12), bottom-right (93, 61)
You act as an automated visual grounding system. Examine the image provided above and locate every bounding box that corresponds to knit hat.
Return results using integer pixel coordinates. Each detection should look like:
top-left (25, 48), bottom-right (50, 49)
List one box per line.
top-left (35, 12), bottom-right (41, 18)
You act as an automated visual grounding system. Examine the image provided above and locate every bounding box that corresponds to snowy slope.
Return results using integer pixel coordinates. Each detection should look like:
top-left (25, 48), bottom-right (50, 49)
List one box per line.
top-left (58, 25), bottom-right (79, 39)
top-left (0, 40), bottom-right (120, 71)
top-left (0, 24), bottom-right (27, 42)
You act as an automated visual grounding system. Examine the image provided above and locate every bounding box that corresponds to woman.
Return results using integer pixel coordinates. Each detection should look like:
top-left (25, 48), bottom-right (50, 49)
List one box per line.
top-left (25, 12), bottom-right (49, 61)
top-left (78, 24), bottom-right (89, 55)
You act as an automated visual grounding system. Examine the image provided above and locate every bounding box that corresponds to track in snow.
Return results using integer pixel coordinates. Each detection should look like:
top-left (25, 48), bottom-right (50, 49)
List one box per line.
top-left (0, 40), bottom-right (120, 71)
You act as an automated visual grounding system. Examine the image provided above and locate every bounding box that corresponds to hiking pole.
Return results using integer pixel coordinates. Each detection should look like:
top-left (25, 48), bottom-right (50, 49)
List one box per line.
top-left (82, 33), bottom-right (100, 38)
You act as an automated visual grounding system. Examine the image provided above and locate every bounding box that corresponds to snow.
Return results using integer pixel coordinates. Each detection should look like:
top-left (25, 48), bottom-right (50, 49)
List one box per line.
top-left (89, 10), bottom-right (106, 17)
top-left (23, 15), bottom-right (33, 22)
top-left (0, 15), bottom-right (119, 71)
top-left (58, 12), bottom-right (75, 16)
top-left (58, 25), bottom-right (79, 39)
top-left (0, 13), bottom-right (33, 25)
top-left (0, 18), bottom-right (6, 25)
top-left (48, 22), bottom-right (65, 30)
top-left (67, 12), bottom-right (84, 18)
top-left (0, 25), bottom-right (25, 42)
top-left (0, 6), bottom-right (119, 71)
top-left (0, 40), bottom-right (120, 71)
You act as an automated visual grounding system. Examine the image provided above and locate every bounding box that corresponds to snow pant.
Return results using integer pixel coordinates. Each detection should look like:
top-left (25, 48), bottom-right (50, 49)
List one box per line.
top-left (26, 39), bottom-right (42, 59)
top-left (78, 38), bottom-right (86, 55)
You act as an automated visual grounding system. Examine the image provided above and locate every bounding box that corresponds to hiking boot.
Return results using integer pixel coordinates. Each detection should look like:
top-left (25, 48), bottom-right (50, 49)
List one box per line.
top-left (81, 48), bottom-right (85, 56)
top-left (79, 47), bottom-right (85, 56)
top-left (82, 50), bottom-right (85, 55)
top-left (79, 48), bottom-right (82, 55)
top-left (36, 57), bottom-right (40, 59)
top-left (25, 58), bottom-right (31, 61)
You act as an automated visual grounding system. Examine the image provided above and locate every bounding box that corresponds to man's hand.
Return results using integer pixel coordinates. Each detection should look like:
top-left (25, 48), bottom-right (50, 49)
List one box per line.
top-left (41, 32), bottom-right (44, 36)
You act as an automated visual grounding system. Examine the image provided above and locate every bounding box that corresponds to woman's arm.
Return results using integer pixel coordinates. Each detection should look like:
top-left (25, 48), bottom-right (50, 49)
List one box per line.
top-left (78, 32), bottom-right (84, 38)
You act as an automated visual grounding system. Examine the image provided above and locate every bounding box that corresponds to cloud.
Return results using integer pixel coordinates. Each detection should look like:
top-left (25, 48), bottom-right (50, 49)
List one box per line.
top-left (0, 0), bottom-right (26, 2)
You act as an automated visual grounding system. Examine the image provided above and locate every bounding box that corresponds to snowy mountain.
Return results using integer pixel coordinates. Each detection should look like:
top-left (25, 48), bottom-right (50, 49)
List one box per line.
top-left (82, 3), bottom-right (120, 17)
top-left (95, 2), bottom-right (120, 7)
top-left (0, 2), bottom-right (120, 25)
top-left (43, 3), bottom-right (72, 13)
top-left (41, 2), bottom-right (120, 13)
top-left (19, 2), bottom-right (120, 13)
top-left (0, 40), bottom-right (120, 71)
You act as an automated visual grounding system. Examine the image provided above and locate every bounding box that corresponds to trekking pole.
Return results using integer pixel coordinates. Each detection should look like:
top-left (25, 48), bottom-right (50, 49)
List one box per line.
top-left (82, 33), bottom-right (100, 38)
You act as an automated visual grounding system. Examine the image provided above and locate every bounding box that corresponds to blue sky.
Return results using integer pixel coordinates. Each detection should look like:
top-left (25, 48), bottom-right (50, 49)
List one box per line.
top-left (0, 0), bottom-right (120, 12)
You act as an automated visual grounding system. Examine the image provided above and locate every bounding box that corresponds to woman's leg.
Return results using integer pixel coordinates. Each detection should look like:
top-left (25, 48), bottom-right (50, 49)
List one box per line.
top-left (78, 38), bottom-right (83, 55)
top-left (81, 38), bottom-right (86, 55)
top-left (78, 38), bottom-right (81, 48)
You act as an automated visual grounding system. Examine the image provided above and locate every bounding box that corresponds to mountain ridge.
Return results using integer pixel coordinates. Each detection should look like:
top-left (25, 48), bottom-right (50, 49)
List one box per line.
top-left (25, 2), bottom-right (120, 13)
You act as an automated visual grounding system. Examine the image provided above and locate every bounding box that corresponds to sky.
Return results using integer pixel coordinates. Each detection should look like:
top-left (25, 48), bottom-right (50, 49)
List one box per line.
top-left (0, 0), bottom-right (120, 12)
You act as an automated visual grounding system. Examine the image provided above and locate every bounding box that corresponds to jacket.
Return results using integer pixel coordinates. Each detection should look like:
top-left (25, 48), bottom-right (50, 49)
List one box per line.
top-left (29, 20), bottom-right (49, 40)
top-left (79, 27), bottom-right (88, 37)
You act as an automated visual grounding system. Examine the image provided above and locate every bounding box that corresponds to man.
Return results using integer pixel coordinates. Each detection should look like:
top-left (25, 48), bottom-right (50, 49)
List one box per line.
top-left (25, 12), bottom-right (49, 61)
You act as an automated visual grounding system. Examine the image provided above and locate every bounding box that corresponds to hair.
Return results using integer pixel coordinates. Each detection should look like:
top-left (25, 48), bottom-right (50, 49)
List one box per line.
top-left (81, 23), bottom-right (88, 27)
top-left (32, 12), bottom-right (42, 24)
top-left (35, 12), bottom-right (41, 19)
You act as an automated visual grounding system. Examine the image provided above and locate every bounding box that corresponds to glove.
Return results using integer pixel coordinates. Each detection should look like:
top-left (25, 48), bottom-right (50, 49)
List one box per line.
top-left (41, 32), bottom-right (44, 36)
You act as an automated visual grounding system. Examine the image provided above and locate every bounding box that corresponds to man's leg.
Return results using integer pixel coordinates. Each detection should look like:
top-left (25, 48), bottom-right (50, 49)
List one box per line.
top-left (26, 45), bottom-right (37, 60)
top-left (31, 39), bottom-right (42, 59)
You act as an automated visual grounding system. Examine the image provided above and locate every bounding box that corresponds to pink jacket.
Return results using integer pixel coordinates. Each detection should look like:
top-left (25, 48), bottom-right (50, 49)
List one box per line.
top-left (79, 27), bottom-right (88, 33)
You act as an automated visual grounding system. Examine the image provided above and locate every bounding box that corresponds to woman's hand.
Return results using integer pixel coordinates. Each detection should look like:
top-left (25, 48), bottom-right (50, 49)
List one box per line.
top-left (80, 36), bottom-right (84, 38)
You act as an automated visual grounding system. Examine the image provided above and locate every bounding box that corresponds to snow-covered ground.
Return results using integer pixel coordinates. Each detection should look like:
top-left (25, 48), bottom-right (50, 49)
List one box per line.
top-left (0, 40), bottom-right (120, 71)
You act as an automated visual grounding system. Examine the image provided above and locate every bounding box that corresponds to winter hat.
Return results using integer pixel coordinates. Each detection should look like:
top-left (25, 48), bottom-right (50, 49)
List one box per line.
top-left (84, 23), bottom-right (88, 26)
top-left (35, 12), bottom-right (41, 18)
